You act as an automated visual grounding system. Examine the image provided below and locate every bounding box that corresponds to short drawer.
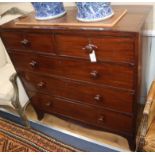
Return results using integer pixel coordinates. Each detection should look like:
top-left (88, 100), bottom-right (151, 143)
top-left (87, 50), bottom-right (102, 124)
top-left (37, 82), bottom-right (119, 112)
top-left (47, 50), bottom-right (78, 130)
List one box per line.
top-left (29, 92), bottom-right (133, 134)
top-left (55, 34), bottom-right (134, 64)
top-left (20, 71), bottom-right (134, 113)
top-left (10, 52), bottom-right (135, 90)
top-left (1, 32), bottom-right (54, 53)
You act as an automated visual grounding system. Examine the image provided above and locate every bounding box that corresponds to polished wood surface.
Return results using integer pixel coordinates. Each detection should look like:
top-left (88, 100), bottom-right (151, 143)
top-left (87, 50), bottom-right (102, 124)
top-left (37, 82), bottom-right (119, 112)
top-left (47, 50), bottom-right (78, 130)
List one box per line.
top-left (28, 91), bottom-right (133, 136)
top-left (1, 31), bottom-right (54, 54)
top-left (18, 71), bottom-right (134, 114)
top-left (0, 5), bottom-right (152, 150)
top-left (9, 52), bottom-right (135, 90)
top-left (55, 33), bottom-right (134, 63)
top-left (15, 8), bottom-right (127, 28)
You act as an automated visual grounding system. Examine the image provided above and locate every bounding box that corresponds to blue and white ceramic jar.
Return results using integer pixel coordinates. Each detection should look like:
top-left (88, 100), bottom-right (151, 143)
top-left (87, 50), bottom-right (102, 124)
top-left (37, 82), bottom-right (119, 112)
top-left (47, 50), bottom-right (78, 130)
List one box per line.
top-left (76, 2), bottom-right (114, 22)
top-left (31, 2), bottom-right (66, 20)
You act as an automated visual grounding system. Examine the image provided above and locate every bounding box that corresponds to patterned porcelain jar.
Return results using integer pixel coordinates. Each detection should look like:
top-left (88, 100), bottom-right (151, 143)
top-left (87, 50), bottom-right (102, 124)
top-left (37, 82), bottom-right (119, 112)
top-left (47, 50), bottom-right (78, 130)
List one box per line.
top-left (76, 2), bottom-right (114, 22)
top-left (31, 2), bottom-right (66, 20)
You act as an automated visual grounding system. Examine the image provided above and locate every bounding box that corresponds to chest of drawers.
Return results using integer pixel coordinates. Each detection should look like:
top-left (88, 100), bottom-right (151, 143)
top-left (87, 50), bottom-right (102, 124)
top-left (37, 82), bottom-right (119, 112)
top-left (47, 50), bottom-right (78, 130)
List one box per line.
top-left (0, 5), bottom-right (152, 149)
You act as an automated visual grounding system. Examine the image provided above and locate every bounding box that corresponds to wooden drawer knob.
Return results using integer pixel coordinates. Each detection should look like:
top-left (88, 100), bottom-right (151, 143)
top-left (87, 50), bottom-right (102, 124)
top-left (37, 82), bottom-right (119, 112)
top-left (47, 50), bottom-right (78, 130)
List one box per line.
top-left (45, 102), bottom-right (52, 107)
top-left (98, 115), bottom-right (105, 123)
top-left (29, 61), bottom-right (38, 68)
top-left (94, 94), bottom-right (102, 102)
top-left (90, 70), bottom-right (99, 79)
top-left (20, 39), bottom-right (31, 47)
top-left (37, 81), bottom-right (45, 88)
top-left (83, 44), bottom-right (97, 54)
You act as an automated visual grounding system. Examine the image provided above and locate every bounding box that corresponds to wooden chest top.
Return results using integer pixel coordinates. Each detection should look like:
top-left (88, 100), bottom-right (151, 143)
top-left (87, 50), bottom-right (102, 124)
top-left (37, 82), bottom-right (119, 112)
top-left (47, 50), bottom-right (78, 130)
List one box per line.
top-left (0, 5), bottom-right (152, 33)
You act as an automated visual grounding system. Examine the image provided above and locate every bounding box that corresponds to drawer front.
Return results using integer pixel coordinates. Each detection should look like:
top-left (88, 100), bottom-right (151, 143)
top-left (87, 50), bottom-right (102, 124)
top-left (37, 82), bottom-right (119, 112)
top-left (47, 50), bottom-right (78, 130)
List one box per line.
top-left (29, 92), bottom-right (133, 134)
top-left (10, 52), bottom-right (135, 90)
top-left (20, 72), bottom-right (134, 113)
top-left (1, 32), bottom-right (54, 53)
top-left (55, 34), bottom-right (134, 63)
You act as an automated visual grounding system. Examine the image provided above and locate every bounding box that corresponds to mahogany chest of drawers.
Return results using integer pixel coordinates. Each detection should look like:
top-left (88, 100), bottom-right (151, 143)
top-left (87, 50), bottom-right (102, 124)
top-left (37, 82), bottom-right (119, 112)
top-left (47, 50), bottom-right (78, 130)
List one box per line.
top-left (0, 5), bottom-right (152, 149)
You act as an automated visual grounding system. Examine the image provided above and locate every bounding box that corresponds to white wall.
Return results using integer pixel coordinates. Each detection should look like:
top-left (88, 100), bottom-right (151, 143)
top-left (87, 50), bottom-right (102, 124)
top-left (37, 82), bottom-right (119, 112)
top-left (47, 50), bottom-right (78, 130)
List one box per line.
top-left (147, 37), bottom-right (155, 90)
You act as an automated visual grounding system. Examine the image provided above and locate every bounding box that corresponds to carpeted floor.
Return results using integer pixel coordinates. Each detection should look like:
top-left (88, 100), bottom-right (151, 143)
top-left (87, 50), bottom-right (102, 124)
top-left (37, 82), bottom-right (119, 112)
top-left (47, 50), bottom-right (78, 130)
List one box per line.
top-left (0, 117), bottom-right (79, 152)
top-left (0, 110), bottom-right (119, 152)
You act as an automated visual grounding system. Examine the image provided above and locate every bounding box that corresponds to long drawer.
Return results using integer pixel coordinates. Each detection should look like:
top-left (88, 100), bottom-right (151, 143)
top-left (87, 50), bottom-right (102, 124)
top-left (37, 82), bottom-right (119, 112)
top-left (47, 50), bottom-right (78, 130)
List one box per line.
top-left (29, 92), bottom-right (133, 135)
top-left (1, 31), bottom-right (54, 54)
top-left (10, 52), bottom-right (135, 90)
top-left (55, 34), bottom-right (134, 64)
top-left (19, 71), bottom-right (134, 113)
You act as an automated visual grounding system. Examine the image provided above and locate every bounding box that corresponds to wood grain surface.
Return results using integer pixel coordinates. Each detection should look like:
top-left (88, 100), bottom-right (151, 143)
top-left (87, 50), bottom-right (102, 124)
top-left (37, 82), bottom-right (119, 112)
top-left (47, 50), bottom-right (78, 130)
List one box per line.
top-left (15, 8), bottom-right (127, 28)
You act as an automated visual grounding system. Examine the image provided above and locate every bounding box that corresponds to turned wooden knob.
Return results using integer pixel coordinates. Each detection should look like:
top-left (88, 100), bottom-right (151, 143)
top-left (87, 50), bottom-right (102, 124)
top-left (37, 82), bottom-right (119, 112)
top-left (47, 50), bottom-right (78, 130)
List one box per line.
top-left (20, 39), bottom-right (31, 47)
top-left (83, 44), bottom-right (97, 54)
top-left (94, 94), bottom-right (102, 102)
top-left (45, 102), bottom-right (52, 107)
top-left (37, 81), bottom-right (45, 88)
top-left (90, 70), bottom-right (99, 79)
top-left (29, 60), bottom-right (38, 68)
top-left (98, 115), bottom-right (105, 123)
